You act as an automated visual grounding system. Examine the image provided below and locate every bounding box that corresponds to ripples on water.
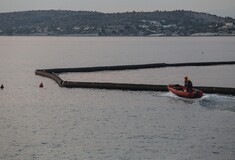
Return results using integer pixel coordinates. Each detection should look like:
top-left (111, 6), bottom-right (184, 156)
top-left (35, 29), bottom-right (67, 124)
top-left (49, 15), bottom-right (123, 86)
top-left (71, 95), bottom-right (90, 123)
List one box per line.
top-left (1, 37), bottom-right (235, 160)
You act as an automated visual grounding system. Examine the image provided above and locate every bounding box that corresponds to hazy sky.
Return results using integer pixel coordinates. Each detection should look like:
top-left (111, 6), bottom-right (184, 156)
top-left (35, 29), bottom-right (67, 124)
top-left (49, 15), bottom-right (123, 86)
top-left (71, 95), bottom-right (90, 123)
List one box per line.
top-left (1, 0), bottom-right (235, 18)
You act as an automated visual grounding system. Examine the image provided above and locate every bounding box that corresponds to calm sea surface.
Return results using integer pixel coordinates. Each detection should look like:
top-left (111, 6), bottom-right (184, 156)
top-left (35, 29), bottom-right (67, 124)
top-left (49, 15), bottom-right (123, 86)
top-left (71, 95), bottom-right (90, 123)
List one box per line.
top-left (0, 36), bottom-right (235, 160)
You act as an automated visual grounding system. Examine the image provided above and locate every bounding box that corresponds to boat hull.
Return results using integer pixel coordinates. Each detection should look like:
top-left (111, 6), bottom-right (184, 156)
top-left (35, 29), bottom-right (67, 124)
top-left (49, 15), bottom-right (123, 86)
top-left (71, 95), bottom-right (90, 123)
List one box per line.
top-left (167, 84), bottom-right (203, 98)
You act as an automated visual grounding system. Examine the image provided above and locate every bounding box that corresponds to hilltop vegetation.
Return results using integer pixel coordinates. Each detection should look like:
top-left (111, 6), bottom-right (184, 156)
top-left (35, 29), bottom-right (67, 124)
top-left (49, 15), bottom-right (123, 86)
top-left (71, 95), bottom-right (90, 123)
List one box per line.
top-left (0, 10), bottom-right (234, 36)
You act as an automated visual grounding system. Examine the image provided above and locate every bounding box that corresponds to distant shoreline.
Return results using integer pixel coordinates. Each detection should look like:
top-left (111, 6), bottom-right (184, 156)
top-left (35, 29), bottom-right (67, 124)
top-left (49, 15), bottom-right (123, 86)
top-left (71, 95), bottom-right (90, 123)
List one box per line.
top-left (1, 34), bottom-right (235, 37)
top-left (1, 10), bottom-right (234, 37)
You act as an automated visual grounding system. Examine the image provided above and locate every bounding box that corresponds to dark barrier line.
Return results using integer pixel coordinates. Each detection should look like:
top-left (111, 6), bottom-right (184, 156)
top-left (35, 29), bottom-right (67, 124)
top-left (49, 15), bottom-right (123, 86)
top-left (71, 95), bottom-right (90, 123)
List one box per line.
top-left (35, 70), bottom-right (63, 87)
top-left (35, 70), bottom-right (235, 95)
top-left (62, 81), bottom-right (235, 95)
top-left (41, 63), bottom-right (167, 73)
top-left (39, 61), bottom-right (235, 73)
top-left (35, 61), bottom-right (235, 95)
top-left (62, 81), bottom-right (168, 91)
top-left (166, 61), bottom-right (235, 67)
top-left (195, 86), bottom-right (235, 95)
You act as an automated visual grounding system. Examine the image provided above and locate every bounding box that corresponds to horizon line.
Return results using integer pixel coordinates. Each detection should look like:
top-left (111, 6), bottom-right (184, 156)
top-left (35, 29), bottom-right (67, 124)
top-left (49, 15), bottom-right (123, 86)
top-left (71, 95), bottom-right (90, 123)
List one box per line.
top-left (0, 9), bottom-right (229, 18)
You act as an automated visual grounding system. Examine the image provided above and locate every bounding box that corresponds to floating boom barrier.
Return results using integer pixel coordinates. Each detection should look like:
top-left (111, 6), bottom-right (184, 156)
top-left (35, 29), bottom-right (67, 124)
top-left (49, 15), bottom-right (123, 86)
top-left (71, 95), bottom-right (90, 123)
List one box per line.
top-left (41, 61), bottom-right (235, 73)
top-left (35, 61), bottom-right (235, 95)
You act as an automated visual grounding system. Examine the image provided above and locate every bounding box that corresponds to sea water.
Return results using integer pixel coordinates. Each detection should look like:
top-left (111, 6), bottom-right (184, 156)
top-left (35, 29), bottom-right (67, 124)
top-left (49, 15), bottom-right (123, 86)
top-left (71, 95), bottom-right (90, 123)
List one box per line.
top-left (0, 36), bottom-right (235, 160)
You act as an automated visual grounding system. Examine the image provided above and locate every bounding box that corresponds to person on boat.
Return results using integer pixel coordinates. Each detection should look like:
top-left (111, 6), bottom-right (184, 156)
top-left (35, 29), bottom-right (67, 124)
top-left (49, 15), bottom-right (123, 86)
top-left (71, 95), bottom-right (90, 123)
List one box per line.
top-left (184, 76), bottom-right (193, 92)
top-left (184, 76), bottom-right (188, 87)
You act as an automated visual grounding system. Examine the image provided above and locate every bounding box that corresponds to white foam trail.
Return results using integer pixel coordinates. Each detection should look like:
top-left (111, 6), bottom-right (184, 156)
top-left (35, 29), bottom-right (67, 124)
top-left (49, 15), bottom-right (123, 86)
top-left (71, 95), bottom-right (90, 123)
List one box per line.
top-left (202, 94), bottom-right (235, 100)
top-left (199, 94), bottom-right (235, 112)
top-left (161, 92), bottom-right (178, 98)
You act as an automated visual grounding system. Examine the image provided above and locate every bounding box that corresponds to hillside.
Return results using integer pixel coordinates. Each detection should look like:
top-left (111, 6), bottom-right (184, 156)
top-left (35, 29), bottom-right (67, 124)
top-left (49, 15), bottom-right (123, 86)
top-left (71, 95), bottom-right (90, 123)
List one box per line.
top-left (0, 10), bottom-right (234, 36)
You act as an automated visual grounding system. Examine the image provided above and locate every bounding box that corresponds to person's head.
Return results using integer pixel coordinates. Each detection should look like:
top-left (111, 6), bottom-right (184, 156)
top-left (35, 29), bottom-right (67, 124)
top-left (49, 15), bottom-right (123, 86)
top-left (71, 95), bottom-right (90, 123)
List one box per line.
top-left (184, 76), bottom-right (188, 81)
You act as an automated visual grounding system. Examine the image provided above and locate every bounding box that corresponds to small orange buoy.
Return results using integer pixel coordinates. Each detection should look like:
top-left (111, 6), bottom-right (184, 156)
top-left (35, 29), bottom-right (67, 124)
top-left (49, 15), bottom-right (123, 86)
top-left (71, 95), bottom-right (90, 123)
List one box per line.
top-left (39, 82), bottom-right (43, 88)
top-left (0, 84), bottom-right (4, 89)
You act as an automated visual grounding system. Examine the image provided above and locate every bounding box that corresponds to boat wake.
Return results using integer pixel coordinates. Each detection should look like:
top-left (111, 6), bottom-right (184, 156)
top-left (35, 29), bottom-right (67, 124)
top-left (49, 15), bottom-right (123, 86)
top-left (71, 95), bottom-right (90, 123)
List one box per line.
top-left (160, 92), bottom-right (235, 112)
top-left (199, 94), bottom-right (235, 112)
top-left (161, 92), bottom-right (179, 98)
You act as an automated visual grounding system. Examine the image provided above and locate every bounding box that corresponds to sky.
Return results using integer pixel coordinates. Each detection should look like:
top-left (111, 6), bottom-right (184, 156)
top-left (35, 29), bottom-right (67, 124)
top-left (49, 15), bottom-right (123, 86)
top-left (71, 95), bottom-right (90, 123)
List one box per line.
top-left (1, 0), bottom-right (235, 18)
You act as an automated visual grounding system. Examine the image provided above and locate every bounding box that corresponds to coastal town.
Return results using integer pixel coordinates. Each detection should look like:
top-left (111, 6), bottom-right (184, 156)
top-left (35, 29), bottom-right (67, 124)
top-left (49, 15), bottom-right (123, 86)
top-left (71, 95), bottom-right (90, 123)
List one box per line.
top-left (0, 10), bottom-right (235, 36)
